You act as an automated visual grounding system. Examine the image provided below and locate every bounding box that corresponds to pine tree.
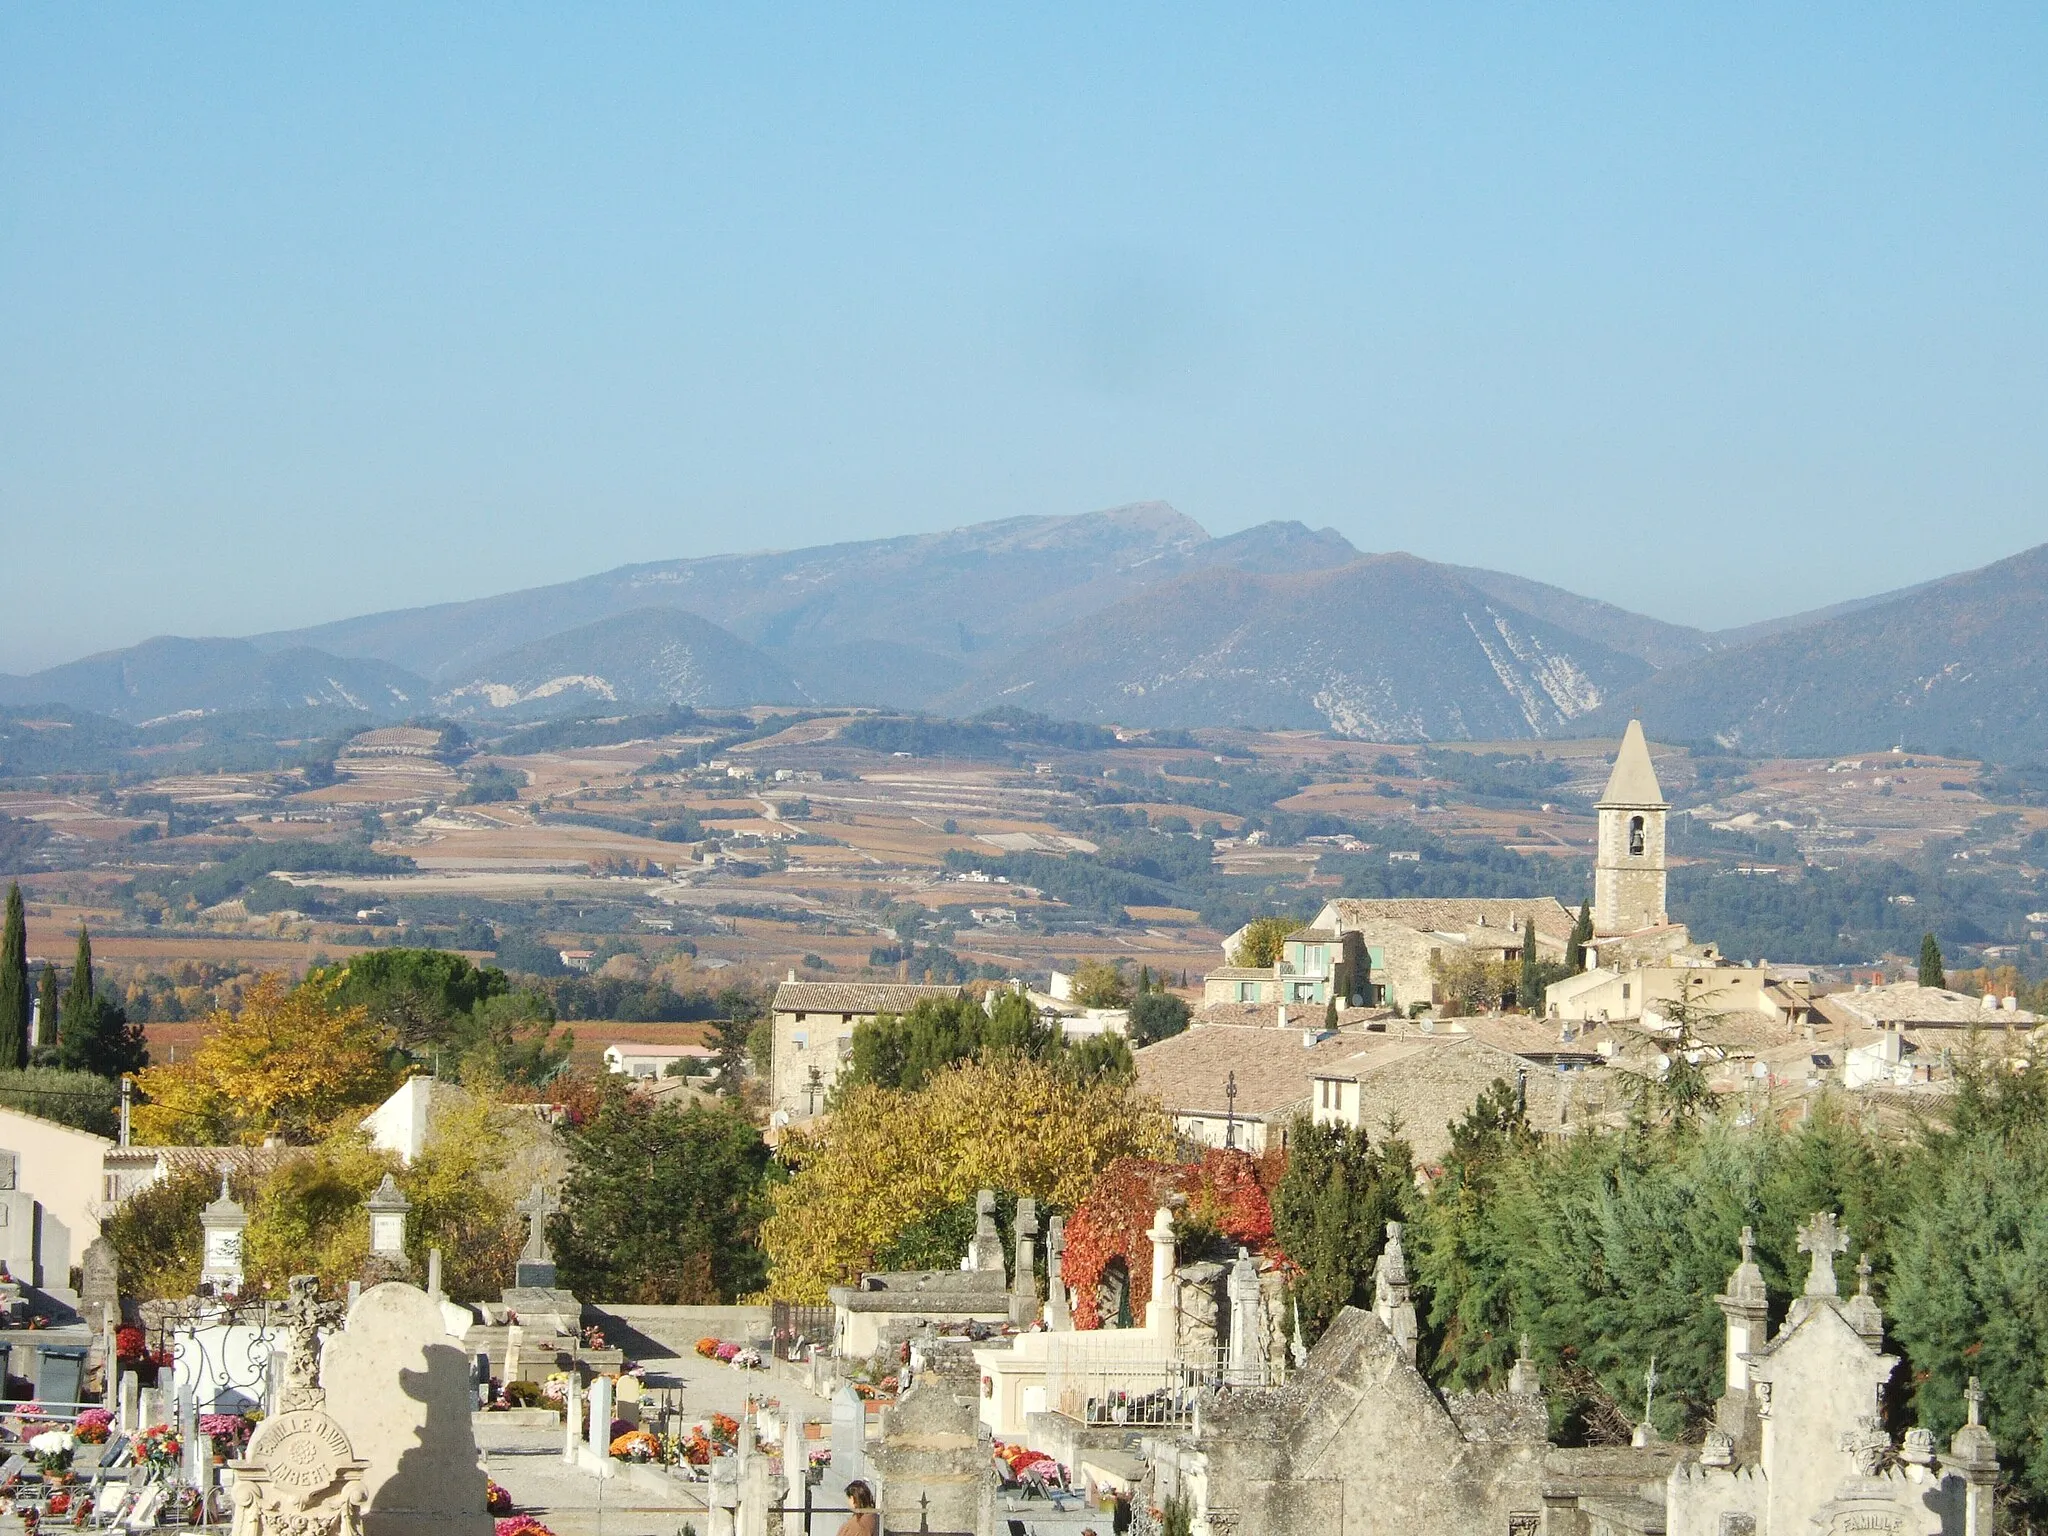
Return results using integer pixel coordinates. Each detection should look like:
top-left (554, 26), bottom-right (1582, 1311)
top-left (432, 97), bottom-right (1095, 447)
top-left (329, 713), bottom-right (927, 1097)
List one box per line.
top-left (1520, 918), bottom-right (1539, 1010)
top-left (1567, 900), bottom-right (1593, 975)
top-left (35, 964), bottom-right (58, 1060)
top-left (0, 885), bottom-right (25, 1071)
top-left (1918, 933), bottom-right (1946, 990)
top-left (59, 926), bottom-right (95, 1054)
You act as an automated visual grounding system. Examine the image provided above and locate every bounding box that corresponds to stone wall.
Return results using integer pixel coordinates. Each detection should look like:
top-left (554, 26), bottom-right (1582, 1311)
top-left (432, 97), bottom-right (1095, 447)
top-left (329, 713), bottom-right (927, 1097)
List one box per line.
top-left (583, 1304), bottom-right (773, 1360)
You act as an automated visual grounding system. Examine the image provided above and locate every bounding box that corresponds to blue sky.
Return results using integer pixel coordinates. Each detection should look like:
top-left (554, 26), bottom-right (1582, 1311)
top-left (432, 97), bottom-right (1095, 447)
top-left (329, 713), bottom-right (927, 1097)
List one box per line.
top-left (3, 4), bottom-right (2044, 672)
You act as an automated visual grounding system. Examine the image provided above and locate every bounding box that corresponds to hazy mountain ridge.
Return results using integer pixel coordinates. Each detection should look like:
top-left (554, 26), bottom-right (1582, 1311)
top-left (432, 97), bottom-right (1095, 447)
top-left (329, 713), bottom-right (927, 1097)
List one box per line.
top-left (434, 608), bottom-right (807, 716)
top-left (948, 557), bottom-right (1653, 739)
top-left (4, 504), bottom-right (2041, 757)
top-left (0, 637), bottom-right (425, 724)
top-left (1587, 542), bottom-right (2048, 758)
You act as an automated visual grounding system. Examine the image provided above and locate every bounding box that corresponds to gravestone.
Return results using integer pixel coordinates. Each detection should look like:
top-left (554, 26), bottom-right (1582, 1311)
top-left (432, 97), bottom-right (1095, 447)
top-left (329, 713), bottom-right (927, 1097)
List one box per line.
top-left (80, 1236), bottom-right (120, 1323)
top-left (1009, 1199), bottom-right (1039, 1327)
top-left (967, 1189), bottom-right (1005, 1273)
top-left (321, 1281), bottom-right (492, 1535)
top-left (34, 1344), bottom-right (86, 1408)
top-left (828, 1383), bottom-right (868, 1492)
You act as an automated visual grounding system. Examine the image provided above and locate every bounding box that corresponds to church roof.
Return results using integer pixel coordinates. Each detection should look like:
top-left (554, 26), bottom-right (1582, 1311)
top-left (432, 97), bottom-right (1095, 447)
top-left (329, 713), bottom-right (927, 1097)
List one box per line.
top-left (1597, 720), bottom-right (1667, 807)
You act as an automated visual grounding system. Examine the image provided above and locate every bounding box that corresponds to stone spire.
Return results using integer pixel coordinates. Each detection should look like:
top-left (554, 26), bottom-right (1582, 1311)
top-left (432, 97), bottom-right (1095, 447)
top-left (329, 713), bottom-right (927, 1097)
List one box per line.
top-left (1593, 720), bottom-right (1669, 936)
top-left (1947, 1374), bottom-right (2001, 1532)
top-left (967, 1189), bottom-right (1005, 1273)
top-left (1507, 1333), bottom-right (1541, 1397)
top-left (1044, 1213), bottom-right (1072, 1331)
top-left (1009, 1198), bottom-right (1040, 1326)
top-left (1715, 1225), bottom-right (1770, 1382)
top-left (1841, 1253), bottom-right (1885, 1347)
top-left (1226, 1247), bottom-right (1263, 1383)
top-left (1372, 1222), bottom-right (1417, 1364)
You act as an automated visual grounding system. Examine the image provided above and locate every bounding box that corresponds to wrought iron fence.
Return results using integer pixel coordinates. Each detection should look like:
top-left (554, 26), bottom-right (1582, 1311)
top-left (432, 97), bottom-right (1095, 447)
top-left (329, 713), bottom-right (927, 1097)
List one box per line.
top-left (1046, 1343), bottom-right (1272, 1429)
top-left (771, 1301), bottom-right (835, 1361)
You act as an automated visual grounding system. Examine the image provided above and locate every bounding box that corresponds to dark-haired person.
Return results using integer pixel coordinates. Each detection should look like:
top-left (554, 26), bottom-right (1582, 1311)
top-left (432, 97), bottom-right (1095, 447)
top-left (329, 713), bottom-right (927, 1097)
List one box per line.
top-left (839, 1480), bottom-right (877, 1536)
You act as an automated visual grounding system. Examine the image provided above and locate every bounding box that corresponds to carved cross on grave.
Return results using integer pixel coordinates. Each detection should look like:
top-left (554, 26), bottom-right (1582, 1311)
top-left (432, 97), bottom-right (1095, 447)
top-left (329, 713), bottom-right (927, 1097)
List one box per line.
top-left (1797, 1212), bottom-right (1848, 1297)
top-left (276, 1273), bottom-right (344, 1413)
top-left (516, 1184), bottom-right (560, 1264)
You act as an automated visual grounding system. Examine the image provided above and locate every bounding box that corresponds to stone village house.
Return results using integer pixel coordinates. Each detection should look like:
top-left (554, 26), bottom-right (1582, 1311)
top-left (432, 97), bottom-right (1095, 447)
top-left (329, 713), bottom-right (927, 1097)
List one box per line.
top-left (768, 977), bottom-right (961, 1126)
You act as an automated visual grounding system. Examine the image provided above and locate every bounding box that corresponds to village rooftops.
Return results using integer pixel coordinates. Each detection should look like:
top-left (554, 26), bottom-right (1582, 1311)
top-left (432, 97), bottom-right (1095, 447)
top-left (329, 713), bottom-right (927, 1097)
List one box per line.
top-left (1136, 1025), bottom-right (1395, 1118)
top-left (1315, 896), bottom-right (1576, 942)
top-left (1816, 982), bottom-right (2039, 1031)
top-left (772, 981), bottom-right (962, 1015)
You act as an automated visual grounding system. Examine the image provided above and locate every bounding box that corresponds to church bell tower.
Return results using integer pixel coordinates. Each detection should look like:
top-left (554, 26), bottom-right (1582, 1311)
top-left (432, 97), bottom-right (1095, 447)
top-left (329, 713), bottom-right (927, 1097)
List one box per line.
top-left (1593, 719), bottom-right (1668, 936)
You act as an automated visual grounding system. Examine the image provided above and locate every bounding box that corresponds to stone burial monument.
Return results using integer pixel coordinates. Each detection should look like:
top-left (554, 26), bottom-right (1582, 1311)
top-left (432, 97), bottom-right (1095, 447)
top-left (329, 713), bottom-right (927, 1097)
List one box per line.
top-left (230, 1274), bottom-right (491, 1536)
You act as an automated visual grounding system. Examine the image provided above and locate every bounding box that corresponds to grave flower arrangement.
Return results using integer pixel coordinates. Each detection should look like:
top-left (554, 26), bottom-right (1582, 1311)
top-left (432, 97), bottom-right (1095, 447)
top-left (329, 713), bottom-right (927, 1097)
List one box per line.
top-left (485, 1479), bottom-right (513, 1515)
top-left (70, 1409), bottom-right (111, 1446)
top-left (28, 1430), bottom-right (73, 1477)
top-left (495, 1519), bottom-right (557, 1536)
top-left (608, 1429), bottom-right (660, 1463)
top-left (707, 1412), bottom-right (739, 1446)
top-left (580, 1325), bottom-right (607, 1350)
top-left (200, 1413), bottom-right (253, 1457)
top-left (674, 1429), bottom-right (713, 1466)
top-left (134, 1424), bottom-right (182, 1475)
top-left (693, 1337), bottom-right (721, 1359)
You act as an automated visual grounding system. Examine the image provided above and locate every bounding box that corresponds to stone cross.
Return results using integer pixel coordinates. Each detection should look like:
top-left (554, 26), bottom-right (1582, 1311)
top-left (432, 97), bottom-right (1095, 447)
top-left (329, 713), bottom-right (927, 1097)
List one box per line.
top-left (516, 1185), bottom-right (559, 1264)
top-left (1797, 1212), bottom-right (1848, 1297)
top-left (276, 1273), bottom-right (343, 1413)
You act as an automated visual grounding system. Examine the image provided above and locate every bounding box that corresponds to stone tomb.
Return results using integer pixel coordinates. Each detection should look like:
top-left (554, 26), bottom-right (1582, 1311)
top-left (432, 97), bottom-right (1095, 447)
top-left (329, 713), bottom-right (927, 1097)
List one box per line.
top-left (321, 1281), bottom-right (492, 1536)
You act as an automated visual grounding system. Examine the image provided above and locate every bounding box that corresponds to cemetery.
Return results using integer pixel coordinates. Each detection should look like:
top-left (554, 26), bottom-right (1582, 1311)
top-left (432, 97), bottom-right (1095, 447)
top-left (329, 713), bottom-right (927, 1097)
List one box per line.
top-left (0, 776), bottom-right (2034, 1536)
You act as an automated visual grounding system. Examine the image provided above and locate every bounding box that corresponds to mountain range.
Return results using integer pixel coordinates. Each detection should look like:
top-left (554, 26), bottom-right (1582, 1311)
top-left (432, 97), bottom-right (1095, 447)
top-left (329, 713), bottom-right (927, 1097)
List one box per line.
top-left (4, 503), bottom-right (2044, 760)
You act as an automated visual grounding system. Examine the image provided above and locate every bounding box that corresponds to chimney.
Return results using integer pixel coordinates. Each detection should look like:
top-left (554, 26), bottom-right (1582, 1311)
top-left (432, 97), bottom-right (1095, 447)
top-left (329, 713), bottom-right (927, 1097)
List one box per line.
top-left (787, 968), bottom-right (797, 983)
top-left (1302, 1029), bottom-right (1316, 1049)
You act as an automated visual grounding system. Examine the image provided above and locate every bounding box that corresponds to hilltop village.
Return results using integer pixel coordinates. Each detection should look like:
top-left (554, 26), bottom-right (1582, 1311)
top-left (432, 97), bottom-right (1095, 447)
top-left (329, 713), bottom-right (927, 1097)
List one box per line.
top-left (0, 718), bottom-right (2030, 1535)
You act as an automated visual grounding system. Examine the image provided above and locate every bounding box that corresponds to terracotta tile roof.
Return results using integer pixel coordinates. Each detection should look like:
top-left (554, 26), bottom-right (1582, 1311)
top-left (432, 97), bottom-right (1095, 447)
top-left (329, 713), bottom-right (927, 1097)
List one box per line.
top-left (1134, 1025), bottom-right (1373, 1117)
top-left (1191, 1002), bottom-right (1394, 1029)
top-left (1817, 983), bottom-right (2038, 1030)
top-left (1320, 897), bottom-right (1576, 942)
top-left (772, 982), bottom-right (962, 1015)
top-left (1283, 928), bottom-right (1341, 943)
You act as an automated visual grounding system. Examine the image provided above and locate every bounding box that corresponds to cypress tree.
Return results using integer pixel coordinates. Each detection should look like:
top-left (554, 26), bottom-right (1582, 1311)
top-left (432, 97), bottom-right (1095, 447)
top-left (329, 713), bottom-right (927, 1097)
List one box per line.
top-left (1917, 933), bottom-right (1945, 990)
top-left (1520, 918), bottom-right (1539, 1011)
top-left (35, 963), bottom-right (58, 1060)
top-left (1137, 964), bottom-right (1152, 995)
top-left (1324, 996), bottom-right (1339, 1031)
top-left (59, 926), bottom-right (95, 1054)
top-left (0, 885), bottom-right (25, 1070)
top-left (1567, 900), bottom-right (1593, 975)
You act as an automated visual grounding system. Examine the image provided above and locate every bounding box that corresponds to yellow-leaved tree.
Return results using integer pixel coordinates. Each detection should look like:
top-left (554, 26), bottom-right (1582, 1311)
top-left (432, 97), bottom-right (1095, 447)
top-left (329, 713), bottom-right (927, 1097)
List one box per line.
top-left (1230, 916), bottom-right (1295, 969)
top-left (132, 973), bottom-right (402, 1145)
top-left (760, 1057), bottom-right (1174, 1302)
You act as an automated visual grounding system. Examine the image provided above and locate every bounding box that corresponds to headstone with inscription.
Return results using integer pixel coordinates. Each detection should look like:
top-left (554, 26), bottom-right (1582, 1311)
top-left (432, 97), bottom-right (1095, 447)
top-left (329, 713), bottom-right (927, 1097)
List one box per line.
top-left (321, 1282), bottom-right (492, 1535)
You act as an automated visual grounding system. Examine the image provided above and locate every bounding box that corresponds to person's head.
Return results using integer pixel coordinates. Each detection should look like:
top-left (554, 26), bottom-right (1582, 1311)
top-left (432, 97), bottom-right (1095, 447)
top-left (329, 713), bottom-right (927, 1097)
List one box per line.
top-left (845, 1480), bottom-right (875, 1511)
